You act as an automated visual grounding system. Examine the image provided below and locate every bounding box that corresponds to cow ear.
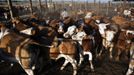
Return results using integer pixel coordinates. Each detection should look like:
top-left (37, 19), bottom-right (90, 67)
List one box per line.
top-left (76, 28), bottom-right (78, 32)
top-left (105, 23), bottom-right (110, 26)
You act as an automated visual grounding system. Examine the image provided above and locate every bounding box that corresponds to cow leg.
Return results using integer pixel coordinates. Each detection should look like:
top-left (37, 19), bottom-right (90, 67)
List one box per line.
top-left (97, 46), bottom-right (104, 57)
top-left (56, 54), bottom-right (69, 70)
top-left (83, 51), bottom-right (94, 71)
top-left (109, 44), bottom-right (114, 59)
top-left (97, 50), bottom-right (103, 57)
top-left (126, 63), bottom-right (133, 75)
top-left (89, 60), bottom-right (94, 71)
top-left (102, 38), bottom-right (106, 48)
top-left (126, 45), bottom-right (134, 75)
top-left (25, 69), bottom-right (34, 75)
top-left (78, 54), bottom-right (83, 66)
top-left (131, 17), bottom-right (134, 21)
top-left (60, 59), bottom-right (69, 70)
top-left (70, 60), bottom-right (77, 75)
top-left (116, 49), bottom-right (121, 61)
top-left (16, 61), bottom-right (34, 75)
top-left (6, 46), bottom-right (11, 54)
top-left (56, 54), bottom-right (71, 70)
top-left (17, 60), bottom-right (34, 75)
top-left (109, 47), bottom-right (113, 59)
top-left (60, 55), bottom-right (77, 75)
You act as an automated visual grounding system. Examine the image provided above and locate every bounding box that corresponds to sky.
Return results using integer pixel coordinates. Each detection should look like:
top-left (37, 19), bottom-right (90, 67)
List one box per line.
top-left (47, 0), bottom-right (113, 3)
top-left (0, 0), bottom-right (113, 3)
top-left (3, 0), bottom-right (134, 3)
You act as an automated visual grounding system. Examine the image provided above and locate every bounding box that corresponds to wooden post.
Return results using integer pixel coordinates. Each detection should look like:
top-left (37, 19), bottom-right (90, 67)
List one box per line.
top-left (94, 0), bottom-right (96, 13)
top-left (120, 0), bottom-right (122, 7)
top-left (79, 0), bottom-right (82, 10)
top-left (53, 2), bottom-right (56, 12)
top-left (7, 0), bottom-right (14, 19)
top-left (29, 0), bottom-right (33, 15)
top-left (62, 0), bottom-right (65, 9)
top-left (86, 0), bottom-right (88, 11)
top-left (94, 0), bottom-right (96, 6)
top-left (72, 0), bottom-right (76, 11)
top-left (45, 0), bottom-right (48, 10)
top-left (49, 0), bottom-right (53, 12)
top-left (38, 0), bottom-right (42, 13)
top-left (97, 0), bottom-right (100, 15)
top-left (106, 1), bottom-right (110, 16)
top-left (84, 1), bottom-right (86, 11)
top-left (71, 0), bottom-right (73, 10)
top-left (123, 0), bottom-right (126, 8)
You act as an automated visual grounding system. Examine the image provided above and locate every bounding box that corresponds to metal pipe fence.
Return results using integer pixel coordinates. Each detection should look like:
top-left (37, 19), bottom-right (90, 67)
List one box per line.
top-left (0, 1), bottom-right (134, 19)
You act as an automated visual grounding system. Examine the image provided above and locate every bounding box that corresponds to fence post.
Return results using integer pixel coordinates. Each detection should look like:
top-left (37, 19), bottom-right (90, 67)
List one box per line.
top-left (29, 0), bottom-right (33, 15)
top-left (86, 0), bottom-right (88, 11)
top-left (62, 0), bottom-right (65, 9)
top-left (38, 0), bottom-right (42, 13)
top-left (94, 0), bottom-right (96, 6)
top-left (97, 0), bottom-right (100, 15)
top-left (71, 0), bottom-right (73, 10)
top-left (79, 0), bottom-right (82, 10)
top-left (45, 0), bottom-right (48, 10)
top-left (53, 2), bottom-right (56, 12)
top-left (50, 0), bottom-right (53, 12)
top-left (94, 0), bottom-right (97, 14)
top-left (106, 1), bottom-right (110, 16)
top-left (7, 0), bottom-right (14, 19)
top-left (123, 0), bottom-right (127, 9)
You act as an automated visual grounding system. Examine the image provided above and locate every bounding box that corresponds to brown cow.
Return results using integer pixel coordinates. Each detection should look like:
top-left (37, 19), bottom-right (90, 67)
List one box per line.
top-left (114, 29), bottom-right (134, 61)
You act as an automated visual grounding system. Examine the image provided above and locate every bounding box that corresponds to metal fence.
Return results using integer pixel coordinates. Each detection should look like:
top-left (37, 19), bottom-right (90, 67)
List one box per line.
top-left (0, 0), bottom-right (134, 19)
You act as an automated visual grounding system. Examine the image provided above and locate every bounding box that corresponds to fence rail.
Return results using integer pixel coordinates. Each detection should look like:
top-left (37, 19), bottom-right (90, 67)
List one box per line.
top-left (0, 1), bottom-right (134, 19)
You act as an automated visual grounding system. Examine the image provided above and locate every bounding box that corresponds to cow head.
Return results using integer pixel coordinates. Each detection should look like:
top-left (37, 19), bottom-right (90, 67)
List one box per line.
top-left (58, 22), bottom-right (64, 33)
top-left (63, 25), bottom-right (77, 38)
top-left (96, 23), bottom-right (110, 36)
top-left (123, 9), bottom-right (131, 16)
top-left (85, 12), bottom-right (93, 19)
top-left (72, 31), bottom-right (86, 45)
top-left (126, 29), bottom-right (134, 43)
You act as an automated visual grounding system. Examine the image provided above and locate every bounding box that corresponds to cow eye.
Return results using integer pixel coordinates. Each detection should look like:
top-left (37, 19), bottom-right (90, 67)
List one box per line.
top-left (79, 36), bottom-right (83, 38)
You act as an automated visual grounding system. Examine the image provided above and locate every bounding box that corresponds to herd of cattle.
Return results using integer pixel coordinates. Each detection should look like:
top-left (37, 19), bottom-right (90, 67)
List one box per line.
top-left (0, 8), bottom-right (134, 75)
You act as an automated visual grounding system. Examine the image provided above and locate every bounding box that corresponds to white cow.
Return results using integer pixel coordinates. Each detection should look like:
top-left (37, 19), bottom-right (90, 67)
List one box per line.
top-left (96, 23), bottom-right (116, 58)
